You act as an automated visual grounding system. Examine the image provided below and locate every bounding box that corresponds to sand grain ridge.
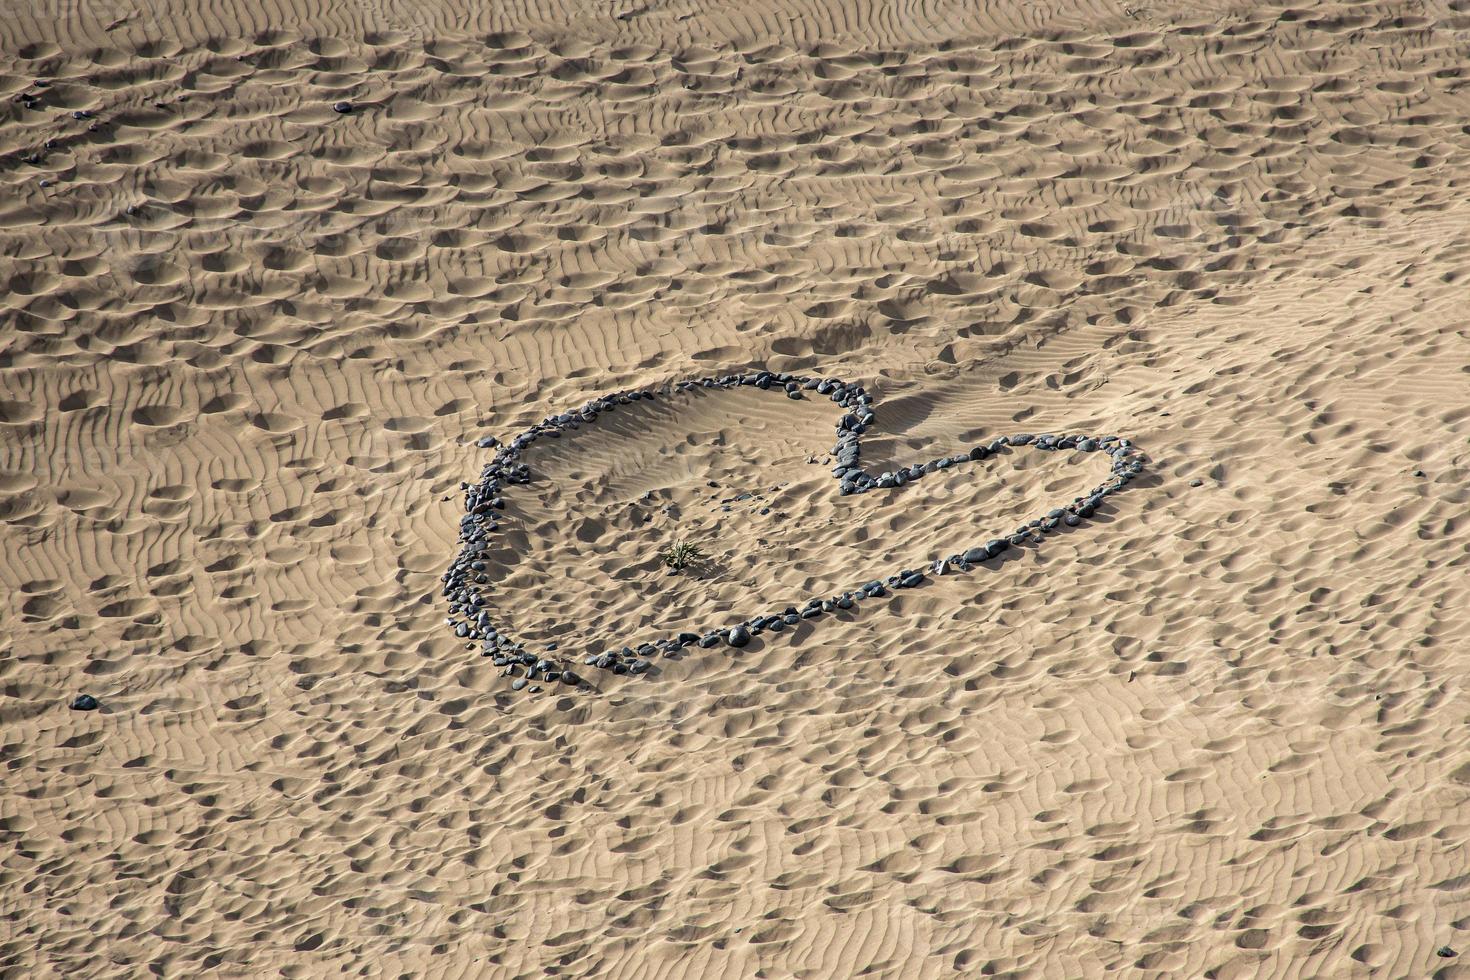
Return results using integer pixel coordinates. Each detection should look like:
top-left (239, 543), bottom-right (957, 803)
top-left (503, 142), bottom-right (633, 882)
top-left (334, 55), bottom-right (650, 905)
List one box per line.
top-left (2, 0), bottom-right (1470, 976)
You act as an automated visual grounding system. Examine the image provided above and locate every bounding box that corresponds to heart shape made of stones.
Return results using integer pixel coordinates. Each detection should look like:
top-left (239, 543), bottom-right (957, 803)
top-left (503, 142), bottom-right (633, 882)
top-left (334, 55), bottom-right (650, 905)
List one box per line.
top-left (445, 370), bottom-right (1146, 692)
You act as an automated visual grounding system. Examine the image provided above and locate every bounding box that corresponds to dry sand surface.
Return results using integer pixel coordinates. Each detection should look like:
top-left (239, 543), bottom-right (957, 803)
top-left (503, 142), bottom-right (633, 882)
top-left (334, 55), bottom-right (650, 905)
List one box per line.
top-left (4, 0), bottom-right (1470, 976)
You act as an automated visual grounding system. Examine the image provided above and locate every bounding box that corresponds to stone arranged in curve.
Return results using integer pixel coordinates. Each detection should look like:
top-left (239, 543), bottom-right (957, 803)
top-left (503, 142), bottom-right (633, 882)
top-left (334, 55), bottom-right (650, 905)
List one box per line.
top-left (443, 371), bottom-right (1147, 692)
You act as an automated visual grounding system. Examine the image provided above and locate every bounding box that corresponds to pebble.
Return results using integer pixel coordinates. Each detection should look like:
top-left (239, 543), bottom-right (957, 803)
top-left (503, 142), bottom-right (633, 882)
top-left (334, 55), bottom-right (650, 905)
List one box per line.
top-left (333, 101), bottom-right (353, 113)
top-left (450, 369), bottom-right (1144, 691)
top-left (70, 694), bottom-right (99, 711)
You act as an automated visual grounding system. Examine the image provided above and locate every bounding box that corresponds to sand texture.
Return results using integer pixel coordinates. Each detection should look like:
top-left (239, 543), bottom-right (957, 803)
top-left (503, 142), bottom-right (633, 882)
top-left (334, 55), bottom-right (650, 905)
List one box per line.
top-left (3, 0), bottom-right (1470, 976)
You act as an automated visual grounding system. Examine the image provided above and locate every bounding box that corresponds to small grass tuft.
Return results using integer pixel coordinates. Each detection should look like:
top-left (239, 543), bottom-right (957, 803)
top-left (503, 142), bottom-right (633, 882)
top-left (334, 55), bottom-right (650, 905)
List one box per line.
top-left (660, 539), bottom-right (707, 571)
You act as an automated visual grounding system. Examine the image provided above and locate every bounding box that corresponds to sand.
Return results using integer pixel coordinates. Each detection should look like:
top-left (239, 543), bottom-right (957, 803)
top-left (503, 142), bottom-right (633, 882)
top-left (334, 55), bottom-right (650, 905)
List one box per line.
top-left (3, 0), bottom-right (1470, 976)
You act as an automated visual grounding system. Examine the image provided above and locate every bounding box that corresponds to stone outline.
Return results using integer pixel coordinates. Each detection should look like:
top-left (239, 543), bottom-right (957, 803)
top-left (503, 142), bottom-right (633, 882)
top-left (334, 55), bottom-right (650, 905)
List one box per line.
top-left (444, 371), bottom-right (1146, 691)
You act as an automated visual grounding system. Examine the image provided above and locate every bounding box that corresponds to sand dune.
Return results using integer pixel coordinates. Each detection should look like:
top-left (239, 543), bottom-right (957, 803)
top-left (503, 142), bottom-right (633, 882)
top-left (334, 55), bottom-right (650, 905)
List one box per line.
top-left (3, 0), bottom-right (1470, 975)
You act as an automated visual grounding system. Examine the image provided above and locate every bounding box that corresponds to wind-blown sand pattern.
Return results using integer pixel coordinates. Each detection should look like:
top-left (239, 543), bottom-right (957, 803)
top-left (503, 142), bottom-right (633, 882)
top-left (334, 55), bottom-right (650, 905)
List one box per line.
top-left (3, 0), bottom-right (1470, 976)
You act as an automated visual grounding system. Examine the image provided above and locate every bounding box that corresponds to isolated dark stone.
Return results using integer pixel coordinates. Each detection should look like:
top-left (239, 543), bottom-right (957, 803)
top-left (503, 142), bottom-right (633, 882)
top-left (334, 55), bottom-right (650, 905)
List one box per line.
top-left (70, 694), bottom-right (99, 711)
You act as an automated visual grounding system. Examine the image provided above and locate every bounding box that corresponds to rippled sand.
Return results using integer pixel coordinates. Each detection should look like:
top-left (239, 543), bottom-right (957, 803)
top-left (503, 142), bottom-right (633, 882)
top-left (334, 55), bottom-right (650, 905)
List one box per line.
top-left (3, 1), bottom-right (1470, 976)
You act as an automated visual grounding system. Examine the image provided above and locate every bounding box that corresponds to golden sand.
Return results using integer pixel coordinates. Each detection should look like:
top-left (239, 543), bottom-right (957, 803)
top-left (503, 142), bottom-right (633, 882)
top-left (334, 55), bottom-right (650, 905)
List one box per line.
top-left (3, 1), bottom-right (1469, 975)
